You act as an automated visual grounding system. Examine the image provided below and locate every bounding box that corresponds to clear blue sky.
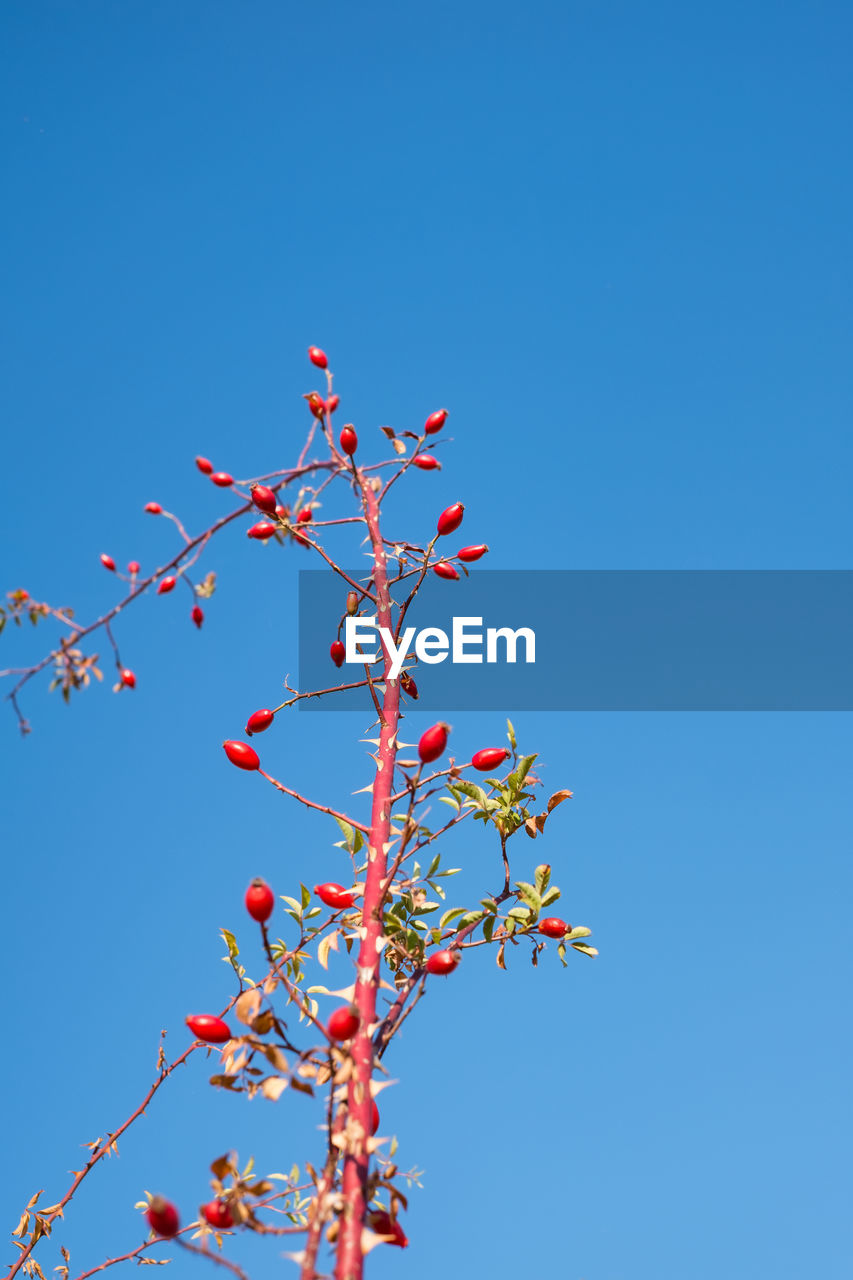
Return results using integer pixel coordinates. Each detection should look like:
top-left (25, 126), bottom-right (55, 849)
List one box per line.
top-left (2, 3), bottom-right (852, 1278)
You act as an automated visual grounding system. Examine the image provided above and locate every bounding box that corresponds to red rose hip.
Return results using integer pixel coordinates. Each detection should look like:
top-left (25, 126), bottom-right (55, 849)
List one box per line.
top-left (330, 640), bottom-right (346, 668)
top-left (120, 668), bottom-right (136, 689)
top-left (432, 561), bottom-right (459, 580)
top-left (425, 948), bottom-right (459, 975)
top-left (458, 544), bottom-right (488, 562)
top-left (471, 747), bottom-right (510, 772)
top-left (202, 1199), bottom-right (233, 1229)
top-left (251, 485), bottom-right (277, 514)
top-left (424, 408), bottom-right (448, 435)
top-left (539, 917), bottom-right (569, 938)
top-left (339, 425), bottom-right (358, 456)
top-left (195, 456), bottom-right (214, 475)
top-left (370, 1098), bottom-right (380, 1135)
top-left (247, 521), bottom-right (277, 540)
top-left (245, 877), bottom-right (275, 922)
top-left (245, 708), bottom-right (274, 735)
top-left (327, 1005), bottom-right (360, 1041)
top-left (303, 392), bottom-right (326, 419)
top-left (191, 604), bottom-right (204, 629)
top-left (308, 346), bottom-right (328, 369)
top-left (368, 1210), bottom-right (408, 1248)
top-left (211, 472), bottom-right (233, 487)
top-left (223, 740), bottom-right (260, 771)
top-left (157, 576), bottom-right (176, 594)
top-left (436, 503), bottom-right (464, 536)
top-left (100, 554), bottom-right (116, 572)
top-left (412, 453), bottom-right (440, 470)
top-left (314, 882), bottom-right (356, 909)
top-left (144, 502), bottom-right (162, 515)
top-left (400, 671), bottom-right (419, 699)
top-left (185, 1014), bottom-right (231, 1043)
top-left (147, 1196), bottom-right (180, 1238)
top-left (326, 393), bottom-right (340, 413)
top-left (418, 722), bottom-right (449, 764)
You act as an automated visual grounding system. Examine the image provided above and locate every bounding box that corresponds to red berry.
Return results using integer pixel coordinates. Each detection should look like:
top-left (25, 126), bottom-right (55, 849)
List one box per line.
top-left (100, 554), bottom-right (116, 572)
top-left (121, 668), bottom-right (136, 689)
top-left (251, 485), bottom-right (277, 514)
top-left (539, 917), bottom-right (569, 939)
top-left (458, 544), bottom-right (488, 562)
top-left (275, 504), bottom-right (289, 519)
top-left (425, 948), bottom-right (459, 976)
top-left (471, 747), bottom-right (510, 772)
top-left (436, 502), bottom-right (464, 536)
top-left (247, 521), bottom-right (277, 540)
top-left (314, 882), bottom-right (356, 909)
top-left (297, 507), bottom-right (313, 523)
top-left (424, 409), bottom-right (448, 435)
top-left (368, 1210), bottom-right (409, 1248)
top-left (196, 456), bottom-right (214, 475)
top-left (144, 502), bottom-right (162, 515)
top-left (400, 671), bottom-right (419, 699)
top-left (293, 529), bottom-right (311, 547)
top-left (418, 722), bottom-right (449, 764)
top-left (211, 472), bottom-right (233, 487)
top-left (147, 1196), bottom-right (180, 1238)
top-left (308, 346), bottom-right (328, 369)
top-left (245, 877), bottom-right (275, 922)
top-left (303, 392), bottom-right (326, 419)
top-left (412, 453), bottom-right (440, 470)
top-left (127, 561), bottom-right (140, 575)
top-left (202, 1199), bottom-right (233, 1229)
top-left (326, 393), bottom-right (340, 413)
top-left (223, 740), bottom-right (260, 771)
top-left (330, 640), bottom-right (346, 668)
top-left (191, 605), bottom-right (205, 629)
top-left (339, 425), bottom-right (358, 456)
top-left (186, 1014), bottom-right (232, 1043)
top-left (157, 576), bottom-right (176, 594)
top-left (245, 708), bottom-right (274, 735)
top-left (432, 561), bottom-right (459, 580)
top-left (370, 1098), bottom-right (380, 1135)
top-left (328, 1005), bottom-right (360, 1041)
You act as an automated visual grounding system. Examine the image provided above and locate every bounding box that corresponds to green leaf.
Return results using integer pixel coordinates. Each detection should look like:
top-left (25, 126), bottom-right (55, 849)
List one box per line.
top-left (333, 815), bottom-right (356, 850)
top-left (426, 852), bottom-right (441, 878)
top-left (506, 719), bottom-right (517, 751)
top-left (565, 926), bottom-right (591, 941)
top-left (439, 907), bottom-right (467, 928)
top-left (515, 881), bottom-right (542, 914)
top-left (540, 885), bottom-right (562, 908)
top-left (457, 909), bottom-right (485, 928)
top-left (482, 915), bottom-right (496, 942)
top-left (534, 864), bottom-right (551, 895)
top-left (507, 905), bottom-right (532, 921)
top-left (300, 883), bottom-right (311, 910)
top-left (571, 942), bottom-right (598, 958)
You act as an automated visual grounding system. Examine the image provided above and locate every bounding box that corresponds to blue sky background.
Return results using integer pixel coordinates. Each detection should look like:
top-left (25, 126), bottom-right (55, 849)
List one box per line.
top-left (1, 3), bottom-right (851, 1278)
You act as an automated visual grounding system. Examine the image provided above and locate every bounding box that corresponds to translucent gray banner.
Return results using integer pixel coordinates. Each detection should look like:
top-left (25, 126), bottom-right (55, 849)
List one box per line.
top-left (298, 570), bottom-right (853, 710)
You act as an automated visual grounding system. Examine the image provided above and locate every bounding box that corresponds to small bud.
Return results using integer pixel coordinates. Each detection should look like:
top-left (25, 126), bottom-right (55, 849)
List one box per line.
top-left (346, 591), bottom-right (359, 615)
